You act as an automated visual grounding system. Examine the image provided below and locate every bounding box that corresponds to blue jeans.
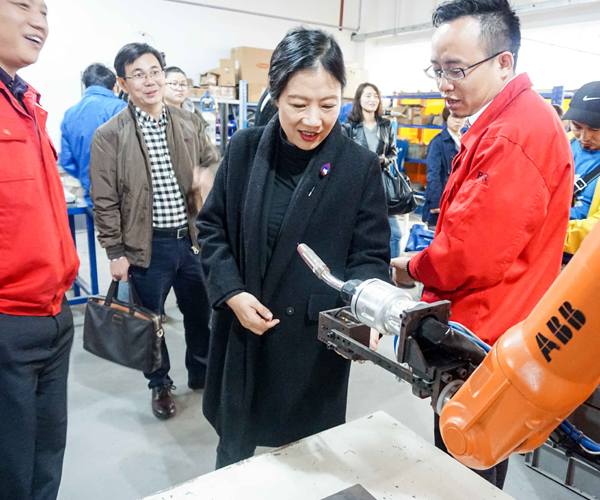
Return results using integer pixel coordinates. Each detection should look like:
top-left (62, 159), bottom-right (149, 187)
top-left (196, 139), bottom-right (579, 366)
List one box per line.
top-left (116, 281), bottom-right (129, 302)
top-left (389, 216), bottom-right (402, 259)
top-left (129, 235), bottom-right (211, 389)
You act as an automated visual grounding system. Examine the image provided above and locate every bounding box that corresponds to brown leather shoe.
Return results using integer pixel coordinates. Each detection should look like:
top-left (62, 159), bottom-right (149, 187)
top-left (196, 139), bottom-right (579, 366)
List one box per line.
top-left (152, 385), bottom-right (176, 419)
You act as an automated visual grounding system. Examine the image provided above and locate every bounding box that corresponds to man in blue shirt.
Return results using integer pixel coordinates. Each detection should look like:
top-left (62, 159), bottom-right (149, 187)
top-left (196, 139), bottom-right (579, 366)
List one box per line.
top-left (560, 82), bottom-right (600, 257)
top-left (61, 63), bottom-right (126, 205)
top-left (563, 82), bottom-right (600, 220)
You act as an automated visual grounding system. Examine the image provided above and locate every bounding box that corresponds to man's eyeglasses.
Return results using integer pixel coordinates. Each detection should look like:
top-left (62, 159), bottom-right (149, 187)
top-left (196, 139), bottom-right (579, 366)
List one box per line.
top-left (123, 70), bottom-right (165, 82)
top-left (165, 82), bottom-right (189, 90)
top-left (423, 51), bottom-right (510, 81)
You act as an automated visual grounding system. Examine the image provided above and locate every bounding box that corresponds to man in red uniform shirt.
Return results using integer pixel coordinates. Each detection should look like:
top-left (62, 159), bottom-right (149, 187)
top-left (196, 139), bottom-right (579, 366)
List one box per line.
top-left (391, 0), bottom-right (573, 490)
top-left (0, 1), bottom-right (79, 499)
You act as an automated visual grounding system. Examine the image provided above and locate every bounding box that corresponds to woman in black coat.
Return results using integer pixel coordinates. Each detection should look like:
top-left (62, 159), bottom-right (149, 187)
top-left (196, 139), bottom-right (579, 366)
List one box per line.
top-left (196, 28), bottom-right (391, 469)
top-left (341, 83), bottom-right (402, 258)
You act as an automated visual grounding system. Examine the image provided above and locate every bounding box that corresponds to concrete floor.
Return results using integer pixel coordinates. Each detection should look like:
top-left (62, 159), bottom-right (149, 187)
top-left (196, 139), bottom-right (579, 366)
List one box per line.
top-left (58, 218), bottom-right (586, 500)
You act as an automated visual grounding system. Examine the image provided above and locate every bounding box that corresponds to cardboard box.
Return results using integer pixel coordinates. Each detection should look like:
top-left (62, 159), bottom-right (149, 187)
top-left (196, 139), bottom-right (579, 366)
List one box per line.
top-left (411, 115), bottom-right (429, 126)
top-left (343, 66), bottom-right (369, 100)
top-left (247, 83), bottom-right (267, 104)
top-left (218, 59), bottom-right (236, 87)
top-left (387, 105), bottom-right (413, 125)
top-left (200, 72), bottom-right (218, 86)
top-left (198, 85), bottom-right (236, 100)
top-left (187, 87), bottom-right (206, 99)
top-left (386, 105), bottom-right (410, 119)
top-left (231, 46), bottom-right (273, 85)
top-left (206, 59), bottom-right (236, 87)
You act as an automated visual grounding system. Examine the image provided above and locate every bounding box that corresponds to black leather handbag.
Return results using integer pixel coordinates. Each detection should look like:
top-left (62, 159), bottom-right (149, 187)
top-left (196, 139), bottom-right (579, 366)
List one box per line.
top-left (83, 281), bottom-right (163, 372)
top-left (382, 163), bottom-right (418, 216)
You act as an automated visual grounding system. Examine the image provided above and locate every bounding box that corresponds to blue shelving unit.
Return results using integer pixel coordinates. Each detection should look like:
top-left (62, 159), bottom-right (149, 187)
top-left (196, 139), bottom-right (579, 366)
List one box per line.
top-left (398, 124), bottom-right (444, 130)
top-left (388, 85), bottom-right (572, 173)
top-left (384, 86), bottom-right (573, 106)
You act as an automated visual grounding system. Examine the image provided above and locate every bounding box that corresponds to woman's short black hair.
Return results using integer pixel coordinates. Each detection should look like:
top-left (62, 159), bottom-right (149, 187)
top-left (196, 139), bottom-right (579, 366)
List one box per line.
top-left (268, 27), bottom-right (346, 102)
top-left (347, 82), bottom-right (383, 123)
top-left (442, 106), bottom-right (451, 123)
top-left (164, 66), bottom-right (186, 78)
top-left (82, 63), bottom-right (117, 90)
top-left (114, 43), bottom-right (164, 78)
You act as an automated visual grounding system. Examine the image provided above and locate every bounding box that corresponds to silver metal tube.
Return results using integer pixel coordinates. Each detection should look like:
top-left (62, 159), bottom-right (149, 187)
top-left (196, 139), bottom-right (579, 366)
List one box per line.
top-left (297, 244), bottom-right (344, 291)
top-left (162, 0), bottom-right (360, 32)
top-left (322, 272), bottom-right (345, 292)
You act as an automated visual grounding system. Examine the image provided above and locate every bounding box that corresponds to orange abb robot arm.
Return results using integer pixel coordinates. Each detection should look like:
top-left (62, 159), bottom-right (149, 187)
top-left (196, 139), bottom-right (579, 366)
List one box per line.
top-left (440, 219), bottom-right (600, 469)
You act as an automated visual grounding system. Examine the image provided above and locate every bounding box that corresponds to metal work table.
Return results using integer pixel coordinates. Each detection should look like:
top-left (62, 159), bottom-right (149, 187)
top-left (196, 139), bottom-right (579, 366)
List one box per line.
top-left (67, 202), bottom-right (98, 305)
top-left (142, 411), bottom-right (515, 500)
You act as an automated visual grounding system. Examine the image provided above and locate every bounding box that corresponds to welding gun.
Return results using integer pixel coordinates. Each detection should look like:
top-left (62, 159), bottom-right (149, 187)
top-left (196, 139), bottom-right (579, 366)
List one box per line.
top-left (297, 235), bottom-right (600, 471)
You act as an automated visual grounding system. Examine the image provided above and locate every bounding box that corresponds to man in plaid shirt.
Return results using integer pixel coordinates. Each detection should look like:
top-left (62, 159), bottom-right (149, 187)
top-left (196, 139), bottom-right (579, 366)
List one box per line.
top-left (90, 43), bottom-right (220, 419)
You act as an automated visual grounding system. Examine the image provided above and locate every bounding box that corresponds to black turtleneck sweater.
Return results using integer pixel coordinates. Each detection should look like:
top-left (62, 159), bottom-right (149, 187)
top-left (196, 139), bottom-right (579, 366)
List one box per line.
top-left (261, 129), bottom-right (323, 275)
top-left (0, 66), bottom-right (28, 110)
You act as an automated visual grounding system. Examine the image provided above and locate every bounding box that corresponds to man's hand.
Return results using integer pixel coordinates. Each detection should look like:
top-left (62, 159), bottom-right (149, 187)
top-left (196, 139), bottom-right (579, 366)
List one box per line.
top-left (430, 208), bottom-right (440, 214)
top-left (226, 292), bottom-right (280, 335)
top-left (390, 256), bottom-right (416, 286)
top-left (192, 166), bottom-right (216, 203)
top-left (110, 257), bottom-right (130, 282)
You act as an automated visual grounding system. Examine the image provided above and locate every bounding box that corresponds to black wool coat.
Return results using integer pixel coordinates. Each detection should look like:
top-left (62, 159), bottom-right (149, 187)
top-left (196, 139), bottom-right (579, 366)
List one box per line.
top-left (196, 116), bottom-right (391, 452)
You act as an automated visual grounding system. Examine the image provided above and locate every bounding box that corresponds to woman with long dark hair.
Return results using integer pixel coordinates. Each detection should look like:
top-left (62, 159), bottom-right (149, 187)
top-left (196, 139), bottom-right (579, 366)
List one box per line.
top-left (342, 83), bottom-right (402, 257)
top-left (197, 28), bottom-right (391, 469)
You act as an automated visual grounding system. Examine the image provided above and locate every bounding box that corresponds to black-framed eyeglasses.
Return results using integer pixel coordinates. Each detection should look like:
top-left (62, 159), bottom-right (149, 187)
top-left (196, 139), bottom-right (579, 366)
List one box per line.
top-left (424, 51), bottom-right (510, 81)
top-left (123, 70), bottom-right (165, 82)
top-left (165, 82), bottom-right (189, 90)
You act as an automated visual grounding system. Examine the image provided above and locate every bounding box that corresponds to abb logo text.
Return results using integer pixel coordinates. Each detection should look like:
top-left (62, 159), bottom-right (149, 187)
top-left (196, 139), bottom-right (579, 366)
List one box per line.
top-left (536, 302), bottom-right (585, 363)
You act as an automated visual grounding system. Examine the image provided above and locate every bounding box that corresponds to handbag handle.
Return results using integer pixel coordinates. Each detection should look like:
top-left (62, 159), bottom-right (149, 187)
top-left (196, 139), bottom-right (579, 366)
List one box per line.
top-left (105, 280), bottom-right (142, 315)
top-left (105, 280), bottom-right (120, 306)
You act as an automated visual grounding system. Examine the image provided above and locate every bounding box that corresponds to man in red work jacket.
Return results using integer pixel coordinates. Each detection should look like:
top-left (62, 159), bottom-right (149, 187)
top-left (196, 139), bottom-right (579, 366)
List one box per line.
top-left (0, 1), bottom-right (79, 499)
top-left (391, 0), bottom-right (573, 490)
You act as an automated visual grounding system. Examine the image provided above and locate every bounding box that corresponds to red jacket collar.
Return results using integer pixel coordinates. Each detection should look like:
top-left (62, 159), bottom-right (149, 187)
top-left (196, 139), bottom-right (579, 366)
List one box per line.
top-left (0, 77), bottom-right (41, 111)
top-left (462, 73), bottom-right (533, 150)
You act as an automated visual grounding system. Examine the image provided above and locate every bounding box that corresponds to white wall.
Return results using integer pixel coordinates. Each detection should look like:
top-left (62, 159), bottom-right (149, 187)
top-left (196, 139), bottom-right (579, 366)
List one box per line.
top-left (20, 0), bottom-right (600, 145)
top-left (358, 1), bottom-right (600, 98)
top-left (358, 0), bottom-right (600, 35)
top-left (21, 0), bottom-right (362, 146)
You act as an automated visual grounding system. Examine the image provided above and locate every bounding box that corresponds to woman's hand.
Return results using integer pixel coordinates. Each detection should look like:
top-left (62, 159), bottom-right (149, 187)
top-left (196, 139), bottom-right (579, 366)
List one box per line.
top-left (369, 328), bottom-right (380, 351)
top-left (355, 329), bottom-right (381, 363)
top-left (226, 292), bottom-right (280, 335)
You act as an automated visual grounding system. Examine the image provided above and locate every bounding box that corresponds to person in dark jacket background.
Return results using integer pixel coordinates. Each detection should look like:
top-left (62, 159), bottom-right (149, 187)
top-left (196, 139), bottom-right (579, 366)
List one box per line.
top-left (60, 63), bottom-right (126, 206)
top-left (197, 28), bottom-right (391, 469)
top-left (163, 65), bottom-right (209, 133)
top-left (422, 107), bottom-right (465, 228)
top-left (341, 83), bottom-right (402, 257)
top-left (163, 65), bottom-right (215, 205)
